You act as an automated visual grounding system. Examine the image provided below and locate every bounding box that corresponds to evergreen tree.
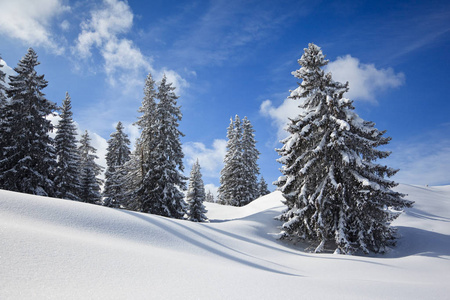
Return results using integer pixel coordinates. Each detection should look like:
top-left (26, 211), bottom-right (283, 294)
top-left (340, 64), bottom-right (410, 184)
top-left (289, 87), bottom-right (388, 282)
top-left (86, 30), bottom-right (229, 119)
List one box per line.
top-left (129, 73), bottom-right (158, 211)
top-left (218, 115), bottom-right (259, 206)
top-left (218, 116), bottom-right (245, 206)
top-left (103, 121), bottom-right (131, 208)
top-left (78, 130), bottom-right (103, 204)
top-left (257, 176), bottom-right (270, 197)
top-left (122, 141), bottom-right (145, 211)
top-left (241, 116), bottom-right (260, 204)
top-left (0, 56), bottom-right (7, 110)
top-left (186, 160), bottom-right (208, 222)
top-left (54, 92), bottom-right (81, 200)
top-left (205, 190), bottom-right (215, 203)
top-left (137, 74), bottom-right (187, 218)
top-left (275, 43), bottom-right (413, 254)
top-left (0, 48), bottom-right (57, 196)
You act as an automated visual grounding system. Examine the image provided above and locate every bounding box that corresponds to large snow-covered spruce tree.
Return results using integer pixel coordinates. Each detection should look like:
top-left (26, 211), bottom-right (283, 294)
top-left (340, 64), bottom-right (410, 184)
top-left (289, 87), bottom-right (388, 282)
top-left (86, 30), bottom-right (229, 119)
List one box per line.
top-left (0, 48), bottom-right (57, 196)
top-left (103, 121), bottom-right (131, 208)
top-left (186, 160), bottom-right (208, 222)
top-left (54, 92), bottom-right (81, 200)
top-left (135, 74), bottom-right (187, 218)
top-left (78, 130), bottom-right (103, 204)
top-left (275, 43), bottom-right (412, 254)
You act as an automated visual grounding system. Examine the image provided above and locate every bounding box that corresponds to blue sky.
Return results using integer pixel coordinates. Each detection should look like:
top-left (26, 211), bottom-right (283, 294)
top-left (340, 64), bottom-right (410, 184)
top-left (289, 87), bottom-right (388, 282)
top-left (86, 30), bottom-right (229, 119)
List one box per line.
top-left (0, 0), bottom-right (449, 194)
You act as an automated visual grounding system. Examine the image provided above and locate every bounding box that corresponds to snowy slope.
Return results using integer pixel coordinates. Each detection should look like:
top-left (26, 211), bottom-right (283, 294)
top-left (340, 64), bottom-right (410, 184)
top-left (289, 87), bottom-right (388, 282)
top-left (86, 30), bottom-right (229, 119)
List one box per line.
top-left (0, 184), bottom-right (449, 299)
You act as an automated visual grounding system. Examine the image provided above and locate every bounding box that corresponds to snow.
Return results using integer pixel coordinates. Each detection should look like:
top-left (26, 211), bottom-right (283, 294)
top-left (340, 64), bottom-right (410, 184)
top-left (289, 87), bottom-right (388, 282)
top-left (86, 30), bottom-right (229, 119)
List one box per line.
top-left (1, 184), bottom-right (449, 299)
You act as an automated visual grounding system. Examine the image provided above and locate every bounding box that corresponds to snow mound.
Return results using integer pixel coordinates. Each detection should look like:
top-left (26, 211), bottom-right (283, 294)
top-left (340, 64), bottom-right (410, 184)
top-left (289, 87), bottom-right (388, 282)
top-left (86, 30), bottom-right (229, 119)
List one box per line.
top-left (0, 185), bottom-right (449, 299)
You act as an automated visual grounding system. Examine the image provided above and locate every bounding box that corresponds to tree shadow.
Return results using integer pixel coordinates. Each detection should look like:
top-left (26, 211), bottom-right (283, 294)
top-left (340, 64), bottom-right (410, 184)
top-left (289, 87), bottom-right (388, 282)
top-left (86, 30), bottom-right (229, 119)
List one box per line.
top-left (385, 226), bottom-right (450, 259)
top-left (119, 209), bottom-right (303, 277)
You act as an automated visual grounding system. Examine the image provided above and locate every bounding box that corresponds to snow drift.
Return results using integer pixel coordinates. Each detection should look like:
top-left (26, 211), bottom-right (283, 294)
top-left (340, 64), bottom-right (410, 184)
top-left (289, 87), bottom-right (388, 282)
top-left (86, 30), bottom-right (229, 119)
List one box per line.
top-left (0, 184), bottom-right (449, 299)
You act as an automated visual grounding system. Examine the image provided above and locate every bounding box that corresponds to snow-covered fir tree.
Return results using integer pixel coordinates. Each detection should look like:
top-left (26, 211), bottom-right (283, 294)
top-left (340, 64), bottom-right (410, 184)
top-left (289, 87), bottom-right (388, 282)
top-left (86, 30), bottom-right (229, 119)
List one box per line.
top-left (218, 115), bottom-right (260, 206)
top-left (275, 43), bottom-right (413, 254)
top-left (257, 176), bottom-right (271, 197)
top-left (103, 121), bottom-right (131, 208)
top-left (205, 190), bottom-right (215, 203)
top-left (122, 141), bottom-right (145, 211)
top-left (78, 130), bottom-right (103, 204)
top-left (54, 92), bottom-right (81, 200)
top-left (135, 74), bottom-right (187, 218)
top-left (241, 116), bottom-right (260, 204)
top-left (0, 48), bottom-right (57, 196)
top-left (0, 56), bottom-right (7, 110)
top-left (186, 160), bottom-right (208, 222)
top-left (123, 74), bottom-right (158, 210)
top-left (218, 115), bottom-right (245, 206)
top-left (128, 73), bottom-right (157, 211)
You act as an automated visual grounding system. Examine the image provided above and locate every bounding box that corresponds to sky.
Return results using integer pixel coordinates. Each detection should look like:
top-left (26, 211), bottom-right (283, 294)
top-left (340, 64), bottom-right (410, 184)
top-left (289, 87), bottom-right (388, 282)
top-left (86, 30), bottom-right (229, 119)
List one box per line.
top-left (0, 0), bottom-right (449, 195)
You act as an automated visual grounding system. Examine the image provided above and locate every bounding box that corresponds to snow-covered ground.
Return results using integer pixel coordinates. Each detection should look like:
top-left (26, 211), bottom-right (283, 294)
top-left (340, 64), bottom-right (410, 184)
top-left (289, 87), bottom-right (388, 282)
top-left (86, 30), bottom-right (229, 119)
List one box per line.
top-left (1, 184), bottom-right (449, 299)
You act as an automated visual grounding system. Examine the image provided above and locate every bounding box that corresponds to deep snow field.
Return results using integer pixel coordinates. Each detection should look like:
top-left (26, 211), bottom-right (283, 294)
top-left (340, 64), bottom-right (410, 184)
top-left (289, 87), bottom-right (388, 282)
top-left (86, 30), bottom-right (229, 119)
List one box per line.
top-left (1, 184), bottom-right (449, 299)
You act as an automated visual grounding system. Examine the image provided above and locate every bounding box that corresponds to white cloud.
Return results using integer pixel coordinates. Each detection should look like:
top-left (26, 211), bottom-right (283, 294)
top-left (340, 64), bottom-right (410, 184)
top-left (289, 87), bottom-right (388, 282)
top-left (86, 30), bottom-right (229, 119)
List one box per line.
top-left (74, 0), bottom-right (151, 86)
top-left (75, 0), bottom-right (133, 58)
top-left (60, 20), bottom-right (70, 31)
top-left (204, 183), bottom-right (219, 199)
top-left (73, 0), bottom-right (187, 93)
top-left (183, 139), bottom-right (227, 179)
top-left (260, 98), bottom-right (302, 140)
top-left (123, 122), bottom-right (140, 149)
top-left (0, 0), bottom-right (69, 54)
top-left (89, 131), bottom-right (108, 178)
top-left (157, 69), bottom-right (190, 95)
top-left (261, 55), bottom-right (405, 140)
top-left (325, 55), bottom-right (405, 103)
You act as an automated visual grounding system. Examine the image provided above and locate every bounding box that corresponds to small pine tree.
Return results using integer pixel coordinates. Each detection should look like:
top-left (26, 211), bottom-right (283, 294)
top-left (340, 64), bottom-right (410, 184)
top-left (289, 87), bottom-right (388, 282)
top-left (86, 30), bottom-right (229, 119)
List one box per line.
top-left (218, 116), bottom-right (245, 206)
top-left (275, 43), bottom-right (413, 254)
top-left (205, 190), bottom-right (215, 203)
top-left (186, 160), bottom-right (208, 222)
top-left (241, 116), bottom-right (260, 204)
top-left (103, 121), bottom-right (131, 208)
top-left (122, 141), bottom-right (145, 211)
top-left (0, 48), bottom-right (57, 196)
top-left (218, 115), bottom-right (260, 206)
top-left (54, 92), bottom-right (81, 200)
top-left (78, 130), bottom-right (103, 204)
top-left (257, 176), bottom-right (271, 197)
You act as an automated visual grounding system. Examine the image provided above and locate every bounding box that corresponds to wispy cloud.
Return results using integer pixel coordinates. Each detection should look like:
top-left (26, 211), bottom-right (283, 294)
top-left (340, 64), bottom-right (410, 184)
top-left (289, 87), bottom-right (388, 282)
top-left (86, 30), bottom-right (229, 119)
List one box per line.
top-left (167, 0), bottom-right (300, 67)
top-left (0, 0), bottom-right (69, 54)
top-left (387, 8), bottom-right (450, 61)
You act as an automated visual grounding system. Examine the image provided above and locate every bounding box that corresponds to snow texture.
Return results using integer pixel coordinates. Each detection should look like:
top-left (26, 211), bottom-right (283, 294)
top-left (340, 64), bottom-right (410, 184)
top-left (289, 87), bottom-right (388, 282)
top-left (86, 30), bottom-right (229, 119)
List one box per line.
top-left (0, 184), bottom-right (449, 299)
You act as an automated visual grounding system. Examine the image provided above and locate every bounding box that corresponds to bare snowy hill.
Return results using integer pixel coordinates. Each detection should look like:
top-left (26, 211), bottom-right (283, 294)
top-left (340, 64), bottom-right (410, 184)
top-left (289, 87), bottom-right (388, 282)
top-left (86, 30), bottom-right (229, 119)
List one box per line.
top-left (1, 184), bottom-right (449, 299)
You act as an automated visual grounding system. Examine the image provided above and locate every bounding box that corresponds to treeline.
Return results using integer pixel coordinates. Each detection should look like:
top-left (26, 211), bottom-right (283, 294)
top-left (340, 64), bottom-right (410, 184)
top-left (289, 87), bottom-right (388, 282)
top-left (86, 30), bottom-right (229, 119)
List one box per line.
top-left (0, 48), bottom-right (269, 222)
